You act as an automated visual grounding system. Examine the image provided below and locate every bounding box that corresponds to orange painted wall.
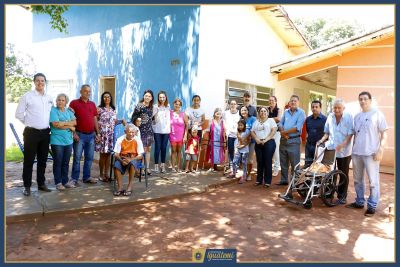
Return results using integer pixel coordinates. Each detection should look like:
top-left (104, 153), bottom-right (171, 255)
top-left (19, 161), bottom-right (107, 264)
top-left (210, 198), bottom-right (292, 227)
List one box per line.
top-left (336, 36), bottom-right (394, 167)
top-left (277, 35), bottom-right (395, 167)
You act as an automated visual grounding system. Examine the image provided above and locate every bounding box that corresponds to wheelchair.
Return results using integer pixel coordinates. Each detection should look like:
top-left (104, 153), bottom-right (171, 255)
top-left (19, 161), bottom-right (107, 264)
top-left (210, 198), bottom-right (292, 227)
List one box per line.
top-left (278, 143), bottom-right (348, 209)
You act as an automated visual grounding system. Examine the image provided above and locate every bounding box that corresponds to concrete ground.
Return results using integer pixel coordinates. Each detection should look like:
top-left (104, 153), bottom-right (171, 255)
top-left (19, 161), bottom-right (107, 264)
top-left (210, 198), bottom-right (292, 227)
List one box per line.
top-left (5, 161), bottom-right (395, 262)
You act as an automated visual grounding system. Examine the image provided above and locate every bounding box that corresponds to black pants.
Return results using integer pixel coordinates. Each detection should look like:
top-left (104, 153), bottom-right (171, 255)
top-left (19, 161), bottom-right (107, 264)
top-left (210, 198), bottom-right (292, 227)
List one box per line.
top-left (304, 141), bottom-right (316, 168)
top-left (255, 139), bottom-right (276, 185)
top-left (336, 155), bottom-right (351, 199)
top-left (22, 127), bottom-right (50, 188)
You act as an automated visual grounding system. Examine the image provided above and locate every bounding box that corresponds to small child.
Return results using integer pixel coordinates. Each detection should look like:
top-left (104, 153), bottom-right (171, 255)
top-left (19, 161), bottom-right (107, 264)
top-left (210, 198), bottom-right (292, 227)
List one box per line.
top-left (113, 124), bottom-right (144, 196)
top-left (185, 126), bottom-right (200, 173)
top-left (230, 119), bottom-right (250, 183)
top-left (132, 116), bottom-right (142, 139)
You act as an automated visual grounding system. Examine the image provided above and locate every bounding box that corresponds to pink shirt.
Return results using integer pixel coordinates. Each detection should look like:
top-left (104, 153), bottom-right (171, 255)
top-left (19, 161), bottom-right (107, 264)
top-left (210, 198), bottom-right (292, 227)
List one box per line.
top-left (170, 110), bottom-right (185, 142)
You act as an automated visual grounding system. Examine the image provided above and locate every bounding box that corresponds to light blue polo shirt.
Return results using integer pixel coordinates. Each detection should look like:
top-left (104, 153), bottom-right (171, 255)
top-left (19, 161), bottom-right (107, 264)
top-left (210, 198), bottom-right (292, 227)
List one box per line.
top-left (280, 107), bottom-right (306, 138)
top-left (49, 107), bottom-right (76, 146)
top-left (324, 112), bottom-right (354, 158)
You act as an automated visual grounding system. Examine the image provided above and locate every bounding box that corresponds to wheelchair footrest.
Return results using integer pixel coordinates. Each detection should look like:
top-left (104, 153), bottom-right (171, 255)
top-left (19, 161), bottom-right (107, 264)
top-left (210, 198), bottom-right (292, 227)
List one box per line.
top-left (278, 194), bottom-right (304, 206)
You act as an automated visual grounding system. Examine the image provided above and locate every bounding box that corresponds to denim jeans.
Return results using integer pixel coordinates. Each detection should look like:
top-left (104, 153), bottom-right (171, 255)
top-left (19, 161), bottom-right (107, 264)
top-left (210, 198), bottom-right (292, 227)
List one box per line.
top-left (51, 144), bottom-right (72, 185)
top-left (153, 133), bottom-right (170, 164)
top-left (352, 154), bottom-right (380, 209)
top-left (227, 137), bottom-right (236, 164)
top-left (255, 139), bottom-right (276, 185)
top-left (232, 151), bottom-right (248, 179)
top-left (71, 132), bottom-right (95, 181)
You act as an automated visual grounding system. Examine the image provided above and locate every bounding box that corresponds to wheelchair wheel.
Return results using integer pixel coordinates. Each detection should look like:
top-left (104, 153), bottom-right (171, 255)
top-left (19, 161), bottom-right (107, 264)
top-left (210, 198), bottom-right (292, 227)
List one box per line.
top-left (320, 170), bottom-right (348, 207)
top-left (303, 200), bottom-right (312, 209)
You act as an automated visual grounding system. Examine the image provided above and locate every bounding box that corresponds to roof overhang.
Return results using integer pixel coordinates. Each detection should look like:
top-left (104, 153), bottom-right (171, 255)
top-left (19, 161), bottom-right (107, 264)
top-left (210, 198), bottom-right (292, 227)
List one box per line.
top-left (255, 5), bottom-right (311, 55)
top-left (270, 25), bottom-right (394, 76)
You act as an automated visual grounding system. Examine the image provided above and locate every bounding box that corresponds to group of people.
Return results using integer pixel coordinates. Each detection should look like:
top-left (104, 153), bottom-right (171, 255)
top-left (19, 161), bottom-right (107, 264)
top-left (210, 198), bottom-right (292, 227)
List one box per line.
top-left (15, 73), bottom-right (388, 216)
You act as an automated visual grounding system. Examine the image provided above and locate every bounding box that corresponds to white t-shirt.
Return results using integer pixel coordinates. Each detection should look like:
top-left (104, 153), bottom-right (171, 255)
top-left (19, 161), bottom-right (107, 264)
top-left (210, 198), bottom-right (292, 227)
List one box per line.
top-left (152, 104), bottom-right (171, 134)
top-left (251, 118), bottom-right (277, 140)
top-left (223, 109), bottom-right (241, 138)
top-left (185, 107), bottom-right (205, 131)
top-left (352, 109), bottom-right (388, 156)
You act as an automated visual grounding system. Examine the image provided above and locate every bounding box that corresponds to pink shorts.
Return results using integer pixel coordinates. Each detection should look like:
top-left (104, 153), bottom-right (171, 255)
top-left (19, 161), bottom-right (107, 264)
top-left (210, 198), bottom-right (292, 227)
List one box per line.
top-left (170, 141), bottom-right (183, 146)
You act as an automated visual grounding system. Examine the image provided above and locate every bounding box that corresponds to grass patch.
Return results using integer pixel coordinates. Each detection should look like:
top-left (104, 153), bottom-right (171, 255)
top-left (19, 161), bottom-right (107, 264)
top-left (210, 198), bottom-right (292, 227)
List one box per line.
top-left (5, 145), bottom-right (23, 162)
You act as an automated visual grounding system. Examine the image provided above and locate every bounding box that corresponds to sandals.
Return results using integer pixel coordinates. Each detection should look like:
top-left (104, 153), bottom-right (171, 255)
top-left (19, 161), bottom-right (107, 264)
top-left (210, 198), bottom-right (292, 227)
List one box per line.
top-left (123, 190), bottom-right (132, 196)
top-left (98, 176), bottom-right (111, 182)
top-left (113, 190), bottom-right (124, 196)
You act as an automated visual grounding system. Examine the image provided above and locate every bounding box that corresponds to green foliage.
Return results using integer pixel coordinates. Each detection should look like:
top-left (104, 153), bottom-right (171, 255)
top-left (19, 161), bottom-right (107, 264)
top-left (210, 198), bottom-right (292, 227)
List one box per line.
top-left (6, 43), bottom-right (35, 103)
top-left (5, 145), bottom-right (24, 162)
top-left (294, 18), bottom-right (365, 49)
top-left (30, 5), bottom-right (69, 34)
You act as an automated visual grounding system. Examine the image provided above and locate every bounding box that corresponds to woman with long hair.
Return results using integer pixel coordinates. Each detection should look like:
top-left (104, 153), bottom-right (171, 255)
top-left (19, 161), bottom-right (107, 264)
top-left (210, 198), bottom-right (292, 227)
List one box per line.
top-left (268, 95), bottom-right (282, 177)
top-left (152, 90), bottom-right (171, 173)
top-left (131, 89), bottom-right (154, 175)
top-left (95, 92), bottom-right (125, 182)
top-left (239, 105), bottom-right (256, 180)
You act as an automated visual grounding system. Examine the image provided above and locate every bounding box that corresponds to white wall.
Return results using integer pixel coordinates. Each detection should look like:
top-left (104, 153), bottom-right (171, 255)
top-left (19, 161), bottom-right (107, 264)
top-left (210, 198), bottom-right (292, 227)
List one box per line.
top-left (196, 5), bottom-right (293, 119)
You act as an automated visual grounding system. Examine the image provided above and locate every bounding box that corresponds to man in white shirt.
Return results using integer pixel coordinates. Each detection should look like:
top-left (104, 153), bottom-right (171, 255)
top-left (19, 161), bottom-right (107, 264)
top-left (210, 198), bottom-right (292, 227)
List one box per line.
top-left (346, 91), bottom-right (388, 217)
top-left (15, 73), bottom-right (53, 196)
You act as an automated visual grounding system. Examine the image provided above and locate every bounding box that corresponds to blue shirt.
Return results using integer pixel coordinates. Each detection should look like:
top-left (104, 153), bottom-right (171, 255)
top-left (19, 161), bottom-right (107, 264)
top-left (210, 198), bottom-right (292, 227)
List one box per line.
top-left (245, 116), bottom-right (256, 144)
top-left (305, 113), bottom-right (327, 144)
top-left (324, 112), bottom-right (353, 158)
top-left (280, 108), bottom-right (306, 138)
top-left (49, 107), bottom-right (76, 146)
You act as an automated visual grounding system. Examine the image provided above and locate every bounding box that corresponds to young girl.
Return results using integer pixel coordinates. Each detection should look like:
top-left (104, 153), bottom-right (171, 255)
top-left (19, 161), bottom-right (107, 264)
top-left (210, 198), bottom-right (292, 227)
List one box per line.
top-left (185, 126), bottom-right (199, 173)
top-left (132, 116), bottom-right (142, 139)
top-left (206, 108), bottom-right (226, 172)
top-left (229, 119), bottom-right (250, 183)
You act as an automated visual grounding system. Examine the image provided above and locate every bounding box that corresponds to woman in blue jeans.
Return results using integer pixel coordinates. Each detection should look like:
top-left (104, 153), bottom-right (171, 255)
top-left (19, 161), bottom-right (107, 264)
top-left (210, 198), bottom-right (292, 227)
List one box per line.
top-left (251, 107), bottom-right (277, 188)
top-left (152, 90), bottom-right (171, 173)
top-left (49, 94), bottom-right (77, 190)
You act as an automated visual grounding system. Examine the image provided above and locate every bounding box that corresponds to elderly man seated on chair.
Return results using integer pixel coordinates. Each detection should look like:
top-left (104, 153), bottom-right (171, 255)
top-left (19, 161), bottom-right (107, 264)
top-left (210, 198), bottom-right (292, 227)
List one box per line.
top-left (113, 124), bottom-right (144, 196)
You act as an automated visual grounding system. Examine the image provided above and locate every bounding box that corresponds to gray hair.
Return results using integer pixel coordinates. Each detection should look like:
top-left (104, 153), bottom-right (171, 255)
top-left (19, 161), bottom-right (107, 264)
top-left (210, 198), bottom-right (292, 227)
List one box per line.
top-left (125, 123), bottom-right (138, 132)
top-left (333, 98), bottom-right (345, 107)
top-left (56, 93), bottom-right (69, 104)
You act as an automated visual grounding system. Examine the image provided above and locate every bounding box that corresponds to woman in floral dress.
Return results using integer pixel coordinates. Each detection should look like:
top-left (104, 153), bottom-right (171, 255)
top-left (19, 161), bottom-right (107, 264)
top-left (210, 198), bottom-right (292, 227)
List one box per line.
top-left (96, 92), bottom-right (125, 182)
top-left (131, 89), bottom-right (154, 175)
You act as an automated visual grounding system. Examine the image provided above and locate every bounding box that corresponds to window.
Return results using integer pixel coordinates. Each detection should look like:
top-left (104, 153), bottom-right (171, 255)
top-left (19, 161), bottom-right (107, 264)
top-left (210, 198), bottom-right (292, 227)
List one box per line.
top-left (46, 79), bottom-right (74, 104)
top-left (225, 80), bottom-right (274, 112)
top-left (326, 95), bottom-right (335, 114)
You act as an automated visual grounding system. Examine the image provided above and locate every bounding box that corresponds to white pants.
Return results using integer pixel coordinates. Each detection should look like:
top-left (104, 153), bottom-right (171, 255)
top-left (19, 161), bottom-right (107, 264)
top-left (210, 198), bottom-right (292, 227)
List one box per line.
top-left (272, 131), bottom-right (281, 171)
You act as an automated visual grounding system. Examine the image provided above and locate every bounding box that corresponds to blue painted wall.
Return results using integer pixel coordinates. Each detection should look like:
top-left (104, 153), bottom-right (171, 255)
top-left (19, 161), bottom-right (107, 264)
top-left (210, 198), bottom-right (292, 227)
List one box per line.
top-left (33, 5), bottom-right (200, 125)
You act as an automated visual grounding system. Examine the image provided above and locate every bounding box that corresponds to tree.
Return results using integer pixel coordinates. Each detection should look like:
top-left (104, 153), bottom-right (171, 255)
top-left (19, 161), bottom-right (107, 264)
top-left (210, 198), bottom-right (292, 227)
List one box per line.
top-left (22, 5), bottom-right (69, 34)
top-left (294, 18), bottom-right (365, 49)
top-left (6, 43), bottom-right (36, 103)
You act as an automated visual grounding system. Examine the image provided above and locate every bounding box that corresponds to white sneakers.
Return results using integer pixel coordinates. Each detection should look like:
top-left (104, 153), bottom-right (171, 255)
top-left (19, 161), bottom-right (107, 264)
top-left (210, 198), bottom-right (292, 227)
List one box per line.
top-left (154, 163), bottom-right (166, 173)
top-left (56, 183), bottom-right (66, 190)
top-left (160, 163), bottom-right (166, 173)
top-left (153, 164), bottom-right (159, 173)
top-left (64, 180), bottom-right (76, 188)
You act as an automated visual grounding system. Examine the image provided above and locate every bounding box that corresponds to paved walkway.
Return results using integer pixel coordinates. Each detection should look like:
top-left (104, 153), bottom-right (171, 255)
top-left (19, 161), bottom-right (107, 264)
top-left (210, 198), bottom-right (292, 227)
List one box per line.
top-left (5, 161), bottom-right (238, 222)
